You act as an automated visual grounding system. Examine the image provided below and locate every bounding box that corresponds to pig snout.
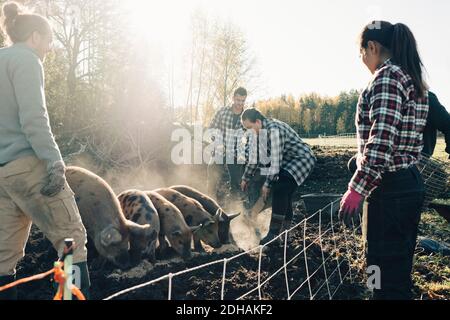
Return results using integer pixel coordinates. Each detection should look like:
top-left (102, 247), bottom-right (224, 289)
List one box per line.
top-left (114, 252), bottom-right (131, 269)
top-left (182, 247), bottom-right (192, 260)
top-left (211, 241), bottom-right (222, 249)
top-left (218, 224), bottom-right (231, 244)
top-left (129, 249), bottom-right (143, 266)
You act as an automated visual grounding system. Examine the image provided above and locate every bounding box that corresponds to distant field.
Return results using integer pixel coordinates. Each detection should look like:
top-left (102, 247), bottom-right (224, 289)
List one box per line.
top-left (305, 137), bottom-right (448, 161)
top-left (304, 137), bottom-right (357, 148)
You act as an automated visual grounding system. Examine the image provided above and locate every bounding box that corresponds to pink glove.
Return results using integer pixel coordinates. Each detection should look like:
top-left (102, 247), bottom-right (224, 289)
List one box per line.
top-left (339, 188), bottom-right (363, 226)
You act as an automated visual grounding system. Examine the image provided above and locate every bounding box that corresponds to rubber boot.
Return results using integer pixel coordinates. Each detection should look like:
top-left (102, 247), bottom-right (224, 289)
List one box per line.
top-left (73, 261), bottom-right (91, 300)
top-left (0, 274), bottom-right (18, 300)
top-left (260, 214), bottom-right (284, 246)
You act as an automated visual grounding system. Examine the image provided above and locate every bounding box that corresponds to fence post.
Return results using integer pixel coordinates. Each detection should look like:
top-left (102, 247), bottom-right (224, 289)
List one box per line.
top-left (168, 273), bottom-right (173, 300)
top-left (283, 231), bottom-right (290, 299)
top-left (303, 218), bottom-right (313, 300)
top-left (63, 238), bottom-right (74, 301)
top-left (258, 245), bottom-right (263, 299)
top-left (221, 258), bottom-right (228, 300)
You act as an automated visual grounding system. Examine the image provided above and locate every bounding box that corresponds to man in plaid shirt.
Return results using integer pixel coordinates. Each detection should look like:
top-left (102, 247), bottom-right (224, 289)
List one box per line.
top-left (240, 108), bottom-right (316, 245)
top-left (207, 87), bottom-right (247, 202)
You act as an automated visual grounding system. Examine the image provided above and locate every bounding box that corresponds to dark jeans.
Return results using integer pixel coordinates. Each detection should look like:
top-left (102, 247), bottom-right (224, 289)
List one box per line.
top-left (272, 169), bottom-right (298, 221)
top-left (207, 157), bottom-right (244, 199)
top-left (364, 166), bottom-right (424, 300)
top-left (227, 163), bottom-right (245, 195)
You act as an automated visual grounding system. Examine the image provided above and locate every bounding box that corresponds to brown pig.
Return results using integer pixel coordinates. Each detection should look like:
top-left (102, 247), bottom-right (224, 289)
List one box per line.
top-left (66, 166), bottom-right (152, 269)
top-left (153, 188), bottom-right (222, 252)
top-left (145, 191), bottom-right (198, 260)
top-left (118, 190), bottom-right (160, 264)
top-left (169, 185), bottom-right (240, 244)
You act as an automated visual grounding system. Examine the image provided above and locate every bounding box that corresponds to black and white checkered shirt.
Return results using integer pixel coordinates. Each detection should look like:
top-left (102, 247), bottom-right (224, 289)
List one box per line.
top-left (350, 59), bottom-right (429, 196)
top-left (209, 106), bottom-right (245, 159)
top-left (242, 119), bottom-right (316, 188)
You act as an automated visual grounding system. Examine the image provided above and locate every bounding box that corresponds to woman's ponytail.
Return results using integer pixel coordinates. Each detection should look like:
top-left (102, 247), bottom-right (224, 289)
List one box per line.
top-left (390, 23), bottom-right (427, 97)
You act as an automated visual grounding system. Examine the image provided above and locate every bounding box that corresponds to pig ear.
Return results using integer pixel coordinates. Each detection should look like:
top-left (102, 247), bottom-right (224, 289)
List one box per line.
top-left (226, 212), bottom-right (241, 221)
top-left (215, 209), bottom-right (225, 222)
top-left (218, 209), bottom-right (241, 222)
top-left (126, 221), bottom-right (153, 238)
top-left (100, 225), bottom-right (123, 247)
top-left (189, 224), bottom-right (202, 234)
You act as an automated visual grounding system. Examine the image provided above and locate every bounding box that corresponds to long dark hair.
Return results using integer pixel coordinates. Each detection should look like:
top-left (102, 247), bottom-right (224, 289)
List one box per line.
top-left (241, 108), bottom-right (266, 123)
top-left (360, 21), bottom-right (427, 97)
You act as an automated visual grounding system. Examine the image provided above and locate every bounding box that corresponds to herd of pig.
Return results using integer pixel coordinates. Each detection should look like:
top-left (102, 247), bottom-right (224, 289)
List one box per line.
top-left (65, 166), bottom-right (241, 269)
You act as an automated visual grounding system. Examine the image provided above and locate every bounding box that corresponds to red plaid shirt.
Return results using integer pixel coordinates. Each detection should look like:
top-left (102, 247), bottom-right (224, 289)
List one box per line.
top-left (350, 59), bottom-right (429, 196)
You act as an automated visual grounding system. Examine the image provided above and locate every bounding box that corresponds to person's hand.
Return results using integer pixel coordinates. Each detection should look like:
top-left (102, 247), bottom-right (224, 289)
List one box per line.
top-left (240, 180), bottom-right (248, 192)
top-left (41, 160), bottom-right (66, 197)
top-left (261, 186), bottom-right (270, 202)
top-left (338, 188), bottom-right (363, 227)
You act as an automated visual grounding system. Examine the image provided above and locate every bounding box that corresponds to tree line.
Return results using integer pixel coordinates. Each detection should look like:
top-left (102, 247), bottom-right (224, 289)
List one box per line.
top-left (254, 91), bottom-right (360, 136)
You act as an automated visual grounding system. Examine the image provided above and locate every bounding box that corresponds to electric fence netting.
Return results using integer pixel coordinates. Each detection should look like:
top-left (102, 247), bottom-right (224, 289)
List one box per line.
top-left (104, 198), bottom-right (365, 300)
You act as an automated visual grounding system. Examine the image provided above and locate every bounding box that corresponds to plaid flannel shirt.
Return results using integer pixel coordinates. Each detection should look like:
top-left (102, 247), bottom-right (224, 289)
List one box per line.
top-left (209, 106), bottom-right (245, 160)
top-left (242, 119), bottom-right (316, 188)
top-left (350, 59), bottom-right (429, 196)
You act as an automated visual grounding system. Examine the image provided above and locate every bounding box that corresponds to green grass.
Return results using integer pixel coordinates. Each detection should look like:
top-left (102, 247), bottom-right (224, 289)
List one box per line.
top-left (413, 209), bottom-right (450, 299)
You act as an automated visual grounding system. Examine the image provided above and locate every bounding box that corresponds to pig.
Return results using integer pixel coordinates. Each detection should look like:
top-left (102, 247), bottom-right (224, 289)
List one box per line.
top-left (145, 191), bottom-right (198, 260)
top-left (66, 166), bottom-right (153, 269)
top-left (117, 189), bottom-right (160, 264)
top-left (153, 188), bottom-right (222, 252)
top-left (169, 185), bottom-right (240, 244)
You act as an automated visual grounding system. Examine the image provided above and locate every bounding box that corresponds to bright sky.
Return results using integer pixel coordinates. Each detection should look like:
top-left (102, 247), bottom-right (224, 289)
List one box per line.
top-left (128, 0), bottom-right (450, 111)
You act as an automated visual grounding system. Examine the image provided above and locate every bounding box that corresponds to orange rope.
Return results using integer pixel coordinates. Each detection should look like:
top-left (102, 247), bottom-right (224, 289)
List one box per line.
top-left (0, 268), bottom-right (56, 292)
top-left (0, 260), bottom-right (86, 300)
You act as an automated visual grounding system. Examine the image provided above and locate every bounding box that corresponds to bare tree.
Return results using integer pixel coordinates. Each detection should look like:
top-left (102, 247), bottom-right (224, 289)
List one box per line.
top-left (212, 21), bottom-right (257, 108)
top-left (183, 12), bottom-right (259, 125)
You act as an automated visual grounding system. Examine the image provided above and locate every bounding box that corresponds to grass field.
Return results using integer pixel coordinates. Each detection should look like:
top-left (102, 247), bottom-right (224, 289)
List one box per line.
top-left (304, 137), bottom-right (448, 160)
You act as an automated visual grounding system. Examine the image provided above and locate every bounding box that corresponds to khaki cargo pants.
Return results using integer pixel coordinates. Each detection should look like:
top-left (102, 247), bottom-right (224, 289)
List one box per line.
top-left (0, 155), bottom-right (87, 276)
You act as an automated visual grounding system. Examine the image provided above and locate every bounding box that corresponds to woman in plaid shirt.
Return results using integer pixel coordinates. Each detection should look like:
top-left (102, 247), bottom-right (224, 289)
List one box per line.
top-left (240, 108), bottom-right (316, 245)
top-left (339, 21), bottom-right (429, 300)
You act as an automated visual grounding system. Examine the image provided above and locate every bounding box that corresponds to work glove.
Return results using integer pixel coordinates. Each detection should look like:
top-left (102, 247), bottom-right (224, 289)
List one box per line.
top-left (40, 160), bottom-right (66, 197)
top-left (338, 188), bottom-right (363, 227)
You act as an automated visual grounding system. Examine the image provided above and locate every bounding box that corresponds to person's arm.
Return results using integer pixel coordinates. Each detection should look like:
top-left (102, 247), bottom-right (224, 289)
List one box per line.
top-left (207, 108), bottom-right (224, 145)
top-left (12, 52), bottom-right (63, 169)
top-left (208, 108), bottom-right (223, 130)
top-left (242, 162), bottom-right (258, 184)
top-left (349, 68), bottom-right (403, 196)
top-left (261, 128), bottom-right (283, 188)
top-left (429, 93), bottom-right (450, 156)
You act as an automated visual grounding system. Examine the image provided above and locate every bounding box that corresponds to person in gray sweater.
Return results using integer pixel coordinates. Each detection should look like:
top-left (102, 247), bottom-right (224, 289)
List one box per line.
top-left (0, 2), bottom-right (89, 299)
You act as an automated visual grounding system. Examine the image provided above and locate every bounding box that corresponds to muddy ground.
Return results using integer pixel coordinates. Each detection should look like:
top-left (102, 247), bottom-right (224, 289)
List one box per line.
top-left (13, 147), bottom-right (449, 300)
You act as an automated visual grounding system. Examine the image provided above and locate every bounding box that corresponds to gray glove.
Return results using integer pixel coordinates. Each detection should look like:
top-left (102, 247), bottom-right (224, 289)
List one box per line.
top-left (40, 160), bottom-right (66, 197)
